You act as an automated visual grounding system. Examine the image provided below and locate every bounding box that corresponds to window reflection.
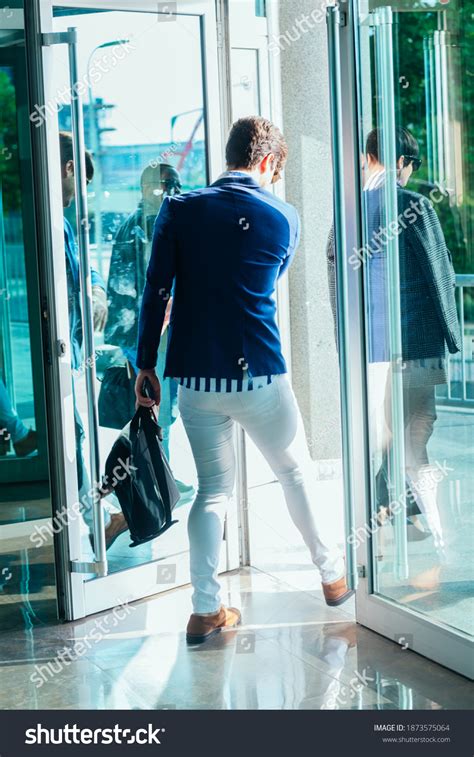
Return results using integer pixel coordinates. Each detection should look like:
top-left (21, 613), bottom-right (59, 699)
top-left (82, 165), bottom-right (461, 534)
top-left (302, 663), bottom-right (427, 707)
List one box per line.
top-left (358, 0), bottom-right (473, 637)
top-left (0, 66), bottom-right (38, 459)
top-left (53, 9), bottom-right (206, 573)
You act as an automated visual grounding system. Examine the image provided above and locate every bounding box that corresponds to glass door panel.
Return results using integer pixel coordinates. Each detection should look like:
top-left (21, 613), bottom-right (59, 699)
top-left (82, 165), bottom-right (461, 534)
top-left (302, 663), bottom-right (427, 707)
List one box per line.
top-left (51, 7), bottom-right (206, 581)
top-left (39, 0), bottom-right (236, 617)
top-left (349, 0), bottom-right (473, 672)
top-left (0, 3), bottom-right (57, 633)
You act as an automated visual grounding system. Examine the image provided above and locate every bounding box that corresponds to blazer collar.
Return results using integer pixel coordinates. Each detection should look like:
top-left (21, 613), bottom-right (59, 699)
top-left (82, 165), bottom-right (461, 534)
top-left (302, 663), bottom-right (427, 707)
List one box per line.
top-left (211, 171), bottom-right (261, 189)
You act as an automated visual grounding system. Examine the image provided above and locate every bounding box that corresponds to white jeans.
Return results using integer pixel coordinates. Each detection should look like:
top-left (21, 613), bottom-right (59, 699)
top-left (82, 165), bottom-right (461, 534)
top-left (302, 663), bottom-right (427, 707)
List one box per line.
top-left (179, 374), bottom-right (345, 613)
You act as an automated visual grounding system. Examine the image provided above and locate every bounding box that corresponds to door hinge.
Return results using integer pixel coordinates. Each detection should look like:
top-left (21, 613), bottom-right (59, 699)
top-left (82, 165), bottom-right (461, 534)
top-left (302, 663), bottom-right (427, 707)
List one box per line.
top-left (70, 560), bottom-right (107, 576)
top-left (357, 564), bottom-right (367, 578)
top-left (42, 30), bottom-right (77, 47)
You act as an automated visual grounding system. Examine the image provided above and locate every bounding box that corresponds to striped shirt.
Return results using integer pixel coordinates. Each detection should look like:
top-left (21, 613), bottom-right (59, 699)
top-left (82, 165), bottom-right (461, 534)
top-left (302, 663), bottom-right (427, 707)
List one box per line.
top-left (174, 374), bottom-right (277, 392)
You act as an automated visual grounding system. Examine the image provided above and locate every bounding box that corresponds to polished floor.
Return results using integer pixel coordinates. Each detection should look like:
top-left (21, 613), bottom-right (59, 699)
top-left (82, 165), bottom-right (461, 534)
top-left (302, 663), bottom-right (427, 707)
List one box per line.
top-left (0, 567), bottom-right (472, 711)
top-left (1, 359), bottom-right (473, 709)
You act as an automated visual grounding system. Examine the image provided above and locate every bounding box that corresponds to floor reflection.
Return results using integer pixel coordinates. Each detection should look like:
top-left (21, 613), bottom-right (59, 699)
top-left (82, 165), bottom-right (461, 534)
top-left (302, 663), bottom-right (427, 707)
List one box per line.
top-left (0, 495), bottom-right (57, 635)
top-left (0, 569), bottom-right (472, 711)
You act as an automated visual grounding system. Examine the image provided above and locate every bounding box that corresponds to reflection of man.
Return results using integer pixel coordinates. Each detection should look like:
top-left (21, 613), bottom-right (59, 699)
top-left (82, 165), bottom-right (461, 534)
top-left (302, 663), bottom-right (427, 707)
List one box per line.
top-left (60, 132), bottom-right (108, 347)
top-left (106, 164), bottom-right (180, 365)
top-left (364, 127), bottom-right (460, 557)
top-left (327, 127), bottom-right (460, 563)
top-left (106, 163), bottom-right (193, 496)
top-left (59, 131), bottom-right (118, 547)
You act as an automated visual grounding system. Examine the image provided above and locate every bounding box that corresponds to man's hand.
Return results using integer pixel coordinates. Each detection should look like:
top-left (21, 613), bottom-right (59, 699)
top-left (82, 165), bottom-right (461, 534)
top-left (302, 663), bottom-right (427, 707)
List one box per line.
top-left (135, 369), bottom-right (161, 408)
top-left (92, 286), bottom-right (108, 332)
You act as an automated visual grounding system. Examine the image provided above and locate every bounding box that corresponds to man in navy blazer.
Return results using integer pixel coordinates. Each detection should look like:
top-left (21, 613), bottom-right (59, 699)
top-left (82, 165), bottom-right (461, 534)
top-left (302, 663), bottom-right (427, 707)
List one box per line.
top-left (135, 157), bottom-right (299, 382)
top-left (136, 117), bottom-right (352, 643)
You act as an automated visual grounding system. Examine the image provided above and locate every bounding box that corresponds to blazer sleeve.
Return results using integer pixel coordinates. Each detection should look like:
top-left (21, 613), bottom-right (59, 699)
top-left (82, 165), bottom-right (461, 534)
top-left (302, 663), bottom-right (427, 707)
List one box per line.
top-left (409, 197), bottom-right (461, 354)
top-left (278, 208), bottom-right (301, 278)
top-left (136, 197), bottom-right (177, 369)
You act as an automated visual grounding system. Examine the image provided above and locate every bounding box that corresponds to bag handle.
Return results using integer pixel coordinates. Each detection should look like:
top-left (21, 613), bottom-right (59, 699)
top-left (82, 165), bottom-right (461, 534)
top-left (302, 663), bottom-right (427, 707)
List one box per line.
top-left (129, 376), bottom-right (155, 439)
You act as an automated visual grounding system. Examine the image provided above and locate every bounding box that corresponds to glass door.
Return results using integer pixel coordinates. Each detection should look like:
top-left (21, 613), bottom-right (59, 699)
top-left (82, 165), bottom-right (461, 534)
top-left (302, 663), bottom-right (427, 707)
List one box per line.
top-left (0, 2), bottom-right (58, 634)
top-left (37, 0), bottom-right (239, 619)
top-left (329, 0), bottom-right (473, 678)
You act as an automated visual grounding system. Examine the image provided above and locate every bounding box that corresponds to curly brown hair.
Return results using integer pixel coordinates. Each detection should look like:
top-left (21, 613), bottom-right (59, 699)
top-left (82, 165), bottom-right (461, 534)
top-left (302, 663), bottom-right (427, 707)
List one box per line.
top-left (225, 116), bottom-right (288, 177)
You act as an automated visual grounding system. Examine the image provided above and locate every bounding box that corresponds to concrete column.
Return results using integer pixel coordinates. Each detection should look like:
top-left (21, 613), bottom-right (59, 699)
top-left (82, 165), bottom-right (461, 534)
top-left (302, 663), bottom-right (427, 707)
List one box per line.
top-left (276, 0), bottom-right (341, 461)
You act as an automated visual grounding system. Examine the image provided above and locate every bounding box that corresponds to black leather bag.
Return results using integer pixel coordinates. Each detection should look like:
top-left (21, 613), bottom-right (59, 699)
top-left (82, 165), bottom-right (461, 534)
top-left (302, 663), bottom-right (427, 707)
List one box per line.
top-left (98, 363), bottom-right (136, 430)
top-left (104, 406), bottom-right (179, 547)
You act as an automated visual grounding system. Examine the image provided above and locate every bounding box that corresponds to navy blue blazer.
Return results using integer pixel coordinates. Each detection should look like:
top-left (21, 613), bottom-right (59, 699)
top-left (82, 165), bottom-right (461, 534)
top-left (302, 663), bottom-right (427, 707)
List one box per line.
top-left (136, 173), bottom-right (300, 378)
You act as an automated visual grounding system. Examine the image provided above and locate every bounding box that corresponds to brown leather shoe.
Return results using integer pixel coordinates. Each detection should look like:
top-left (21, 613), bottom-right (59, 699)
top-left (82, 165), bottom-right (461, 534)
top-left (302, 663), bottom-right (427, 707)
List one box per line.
top-left (322, 575), bottom-right (355, 607)
top-left (105, 512), bottom-right (129, 550)
top-left (186, 606), bottom-right (241, 645)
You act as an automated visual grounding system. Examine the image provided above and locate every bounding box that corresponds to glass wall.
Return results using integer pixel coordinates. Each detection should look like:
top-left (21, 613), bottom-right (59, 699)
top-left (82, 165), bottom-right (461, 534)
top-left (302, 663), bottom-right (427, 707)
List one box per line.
top-left (0, 3), bottom-right (56, 632)
top-left (356, 0), bottom-right (473, 636)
